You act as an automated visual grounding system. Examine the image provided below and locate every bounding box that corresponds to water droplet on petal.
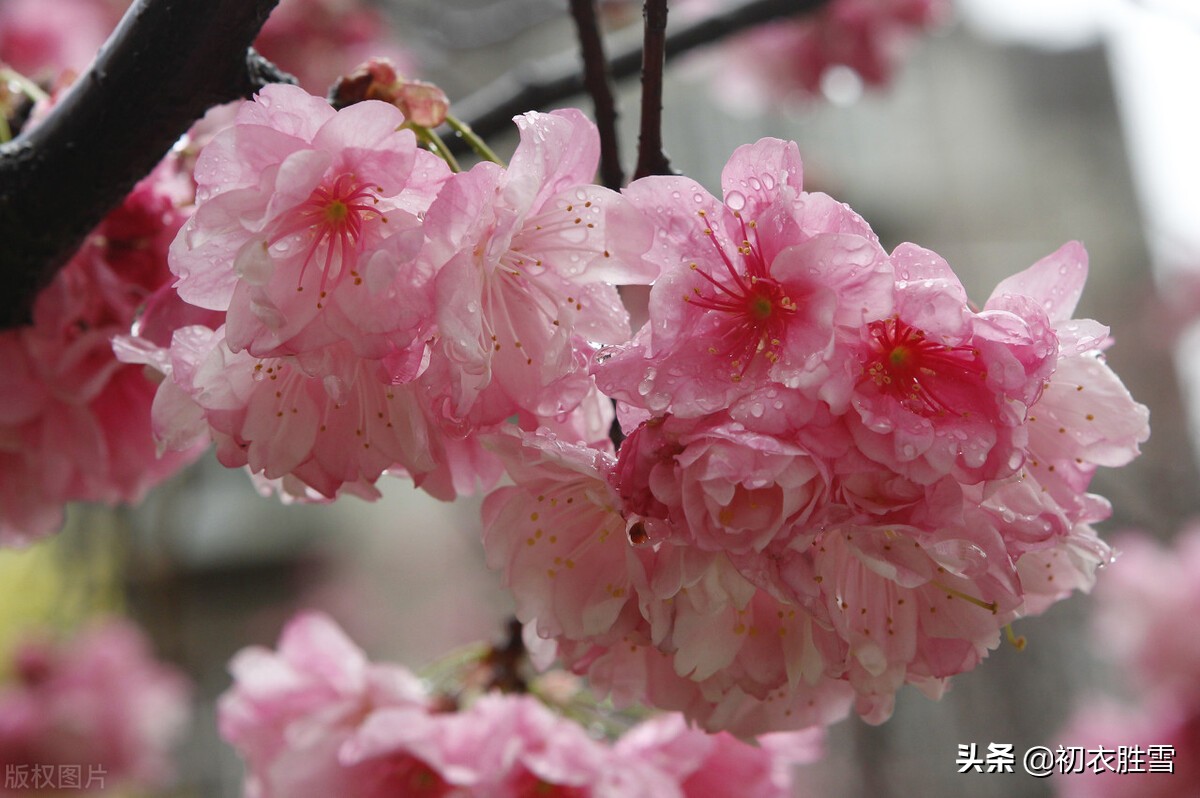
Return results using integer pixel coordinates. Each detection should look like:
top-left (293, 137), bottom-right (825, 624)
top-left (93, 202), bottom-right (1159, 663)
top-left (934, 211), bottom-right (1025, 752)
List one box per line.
top-left (726, 190), bottom-right (746, 211)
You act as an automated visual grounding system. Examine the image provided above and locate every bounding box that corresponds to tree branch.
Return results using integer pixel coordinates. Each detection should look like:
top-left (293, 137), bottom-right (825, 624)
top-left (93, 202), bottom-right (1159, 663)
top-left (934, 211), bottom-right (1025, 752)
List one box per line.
top-left (633, 0), bottom-right (671, 180)
top-left (569, 0), bottom-right (624, 190)
top-left (451, 0), bottom-right (833, 144)
top-left (0, 0), bottom-right (291, 329)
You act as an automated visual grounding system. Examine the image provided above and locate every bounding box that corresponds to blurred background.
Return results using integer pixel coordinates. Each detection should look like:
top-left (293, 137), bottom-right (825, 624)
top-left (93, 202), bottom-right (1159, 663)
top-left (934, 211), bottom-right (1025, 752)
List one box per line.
top-left (2, 0), bottom-right (1198, 795)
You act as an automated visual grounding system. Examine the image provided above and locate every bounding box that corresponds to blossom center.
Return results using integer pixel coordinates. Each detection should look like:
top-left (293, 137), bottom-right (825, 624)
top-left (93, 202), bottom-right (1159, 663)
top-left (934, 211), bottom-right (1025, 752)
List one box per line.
top-left (683, 210), bottom-right (795, 380)
top-left (862, 317), bottom-right (988, 418)
top-left (270, 173), bottom-right (386, 298)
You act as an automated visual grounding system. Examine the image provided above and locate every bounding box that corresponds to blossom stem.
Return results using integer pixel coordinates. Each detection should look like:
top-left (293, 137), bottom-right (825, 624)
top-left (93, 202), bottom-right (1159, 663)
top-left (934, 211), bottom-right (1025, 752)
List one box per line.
top-left (1005, 624), bottom-right (1027, 651)
top-left (445, 113), bottom-right (504, 166)
top-left (0, 68), bottom-right (50, 104)
top-left (568, 0), bottom-right (624, 189)
top-left (633, 0), bottom-right (672, 180)
top-left (451, 0), bottom-right (834, 146)
top-left (411, 124), bottom-right (463, 172)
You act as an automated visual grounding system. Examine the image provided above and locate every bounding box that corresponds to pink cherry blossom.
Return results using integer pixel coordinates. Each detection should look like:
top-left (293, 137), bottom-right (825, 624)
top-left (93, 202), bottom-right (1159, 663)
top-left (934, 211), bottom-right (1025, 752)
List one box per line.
top-left (483, 429), bottom-right (857, 734)
top-left (593, 137), bottom-right (893, 417)
top-left (614, 713), bottom-right (824, 798)
top-left (847, 243), bottom-right (1058, 485)
top-left (147, 324), bottom-right (436, 501)
top-left (989, 243), bottom-right (1149, 514)
top-left (170, 83), bottom-right (448, 364)
top-left (0, 618), bottom-right (191, 791)
top-left (223, 611), bottom-right (826, 796)
top-left (219, 611), bottom-right (454, 798)
top-left (611, 412), bottom-right (829, 555)
top-left (422, 109), bottom-right (655, 427)
top-left (406, 692), bottom-right (616, 797)
top-left (0, 160), bottom-right (204, 546)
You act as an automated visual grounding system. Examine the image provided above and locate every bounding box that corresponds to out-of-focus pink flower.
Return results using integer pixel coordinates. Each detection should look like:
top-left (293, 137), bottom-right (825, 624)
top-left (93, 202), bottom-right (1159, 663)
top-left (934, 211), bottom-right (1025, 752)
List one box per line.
top-left (0, 0), bottom-right (120, 77)
top-left (1053, 700), bottom-right (1199, 798)
top-left (0, 618), bottom-right (191, 792)
top-left (1050, 526), bottom-right (1200, 797)
top-left (219, 611), bottom-right (453, 798)
top-left (705, 0), bottom-right (951, 112)
top-left (614, 713), bottom-right (823, 798)
top-left (223, 611), bottom-right (824, 797)
top-left (0, 159), bottom-right (204, 546)
top-left (254, 0), bottom-right (418, 94)
top-left (1092, 526), bottom-right (1200, 707)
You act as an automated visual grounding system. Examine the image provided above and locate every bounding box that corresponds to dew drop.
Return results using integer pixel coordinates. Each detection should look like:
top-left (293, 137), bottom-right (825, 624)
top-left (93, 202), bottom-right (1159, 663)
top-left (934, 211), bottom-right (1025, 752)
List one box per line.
top-left (726, 190), bottom-right (746, 211)
top-left (595, 345), bottom-right (620, 364)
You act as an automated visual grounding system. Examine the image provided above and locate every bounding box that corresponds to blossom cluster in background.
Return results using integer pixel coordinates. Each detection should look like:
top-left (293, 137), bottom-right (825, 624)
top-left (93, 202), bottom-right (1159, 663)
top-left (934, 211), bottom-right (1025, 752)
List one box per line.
top-left (219, 611), bottom-right (822, 797)
top-left (0, 0), bottom-right (412, 93)
top-left (697, 0), bottom-right (951, 111)
top-left (0, 618), bottom-right (191, 795)
top-left (0, 154), bottom-right (205, 545)
top-left (1053, 526), bottom-right (1200, 796)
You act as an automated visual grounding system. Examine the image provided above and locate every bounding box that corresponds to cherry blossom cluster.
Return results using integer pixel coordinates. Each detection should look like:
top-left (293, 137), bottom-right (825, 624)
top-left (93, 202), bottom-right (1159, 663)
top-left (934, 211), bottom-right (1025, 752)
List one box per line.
top-left (0, 156), bottom-right (205, 546)
top-left (137, 84), bottom-right (651, 502)
top-left (219, 611), bottom-right (822, 797)
top-left (0, 618), bottom-right (192, 792)
top-left (484, 138), bottom-right (1149, 733)
top-left (1053, 526), bottom-right (1200, 797)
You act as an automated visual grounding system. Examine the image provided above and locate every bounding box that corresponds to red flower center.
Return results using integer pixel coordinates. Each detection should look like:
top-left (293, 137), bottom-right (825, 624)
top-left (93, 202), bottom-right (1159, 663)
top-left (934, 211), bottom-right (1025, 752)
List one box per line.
top-left (683, 209), bottom-right (795, 381)
top-left (862, 316), bottom-right (990, 418)
top-left (270, 173), bottom-right (386, 301)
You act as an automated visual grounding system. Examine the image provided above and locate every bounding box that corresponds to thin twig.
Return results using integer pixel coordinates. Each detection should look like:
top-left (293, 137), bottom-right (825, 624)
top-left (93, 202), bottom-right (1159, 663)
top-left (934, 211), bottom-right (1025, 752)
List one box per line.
top-left (0, 0), bottom-right (291, 329)
top-left (449, 0), bottom-right (833, 146)
top-left (633, 0), bottom-right (671, 179)
top-left (569, 0), bottom-right (624, 189)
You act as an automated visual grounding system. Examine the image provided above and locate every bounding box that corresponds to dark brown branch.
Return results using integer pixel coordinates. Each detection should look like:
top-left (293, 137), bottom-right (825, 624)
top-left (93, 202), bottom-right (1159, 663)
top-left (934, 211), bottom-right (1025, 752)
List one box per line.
top-left (633, 0), bottom-right (671, 180)
top-left (0, 0), bottom-right (291, 329)
top-left (569, 0), bottom-right (624, 190)
top-left (451, 0), bottom-right (833, 145)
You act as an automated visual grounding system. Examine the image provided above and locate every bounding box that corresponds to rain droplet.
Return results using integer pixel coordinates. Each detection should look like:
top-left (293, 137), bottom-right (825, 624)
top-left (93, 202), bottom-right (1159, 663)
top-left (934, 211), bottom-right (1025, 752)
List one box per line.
top-left (726, 191), bottom-right (746, 211)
